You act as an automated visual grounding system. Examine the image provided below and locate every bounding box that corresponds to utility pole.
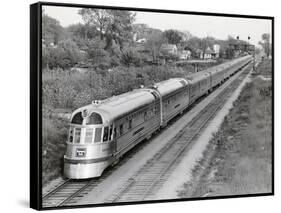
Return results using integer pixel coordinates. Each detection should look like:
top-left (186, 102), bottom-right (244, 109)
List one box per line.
top-left (248, 35), bottom-right (255, 71)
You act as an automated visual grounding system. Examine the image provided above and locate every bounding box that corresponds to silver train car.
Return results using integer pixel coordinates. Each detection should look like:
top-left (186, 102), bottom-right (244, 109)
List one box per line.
top-left (64, 55), bottom-right (252, 179)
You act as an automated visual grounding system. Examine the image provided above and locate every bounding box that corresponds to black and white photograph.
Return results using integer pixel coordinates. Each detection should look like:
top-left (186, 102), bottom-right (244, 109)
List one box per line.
top-left (30, 1), bottom-right (273, 210)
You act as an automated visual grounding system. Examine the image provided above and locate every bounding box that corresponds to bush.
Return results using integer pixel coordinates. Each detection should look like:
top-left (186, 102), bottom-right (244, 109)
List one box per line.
top-left (43, 40), bottom-right (82, 69)
top-left (42, 117), bottom-right (68, 184)
top-left (84, 39), bottom-right (111, 69)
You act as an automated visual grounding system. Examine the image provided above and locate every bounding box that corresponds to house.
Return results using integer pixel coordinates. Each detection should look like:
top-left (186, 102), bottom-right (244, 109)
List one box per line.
top-left (194, 44), bottom-right (221, 59)
top-left (195, 48), bottom-right (212, 59)
top-left (212, 44), bottom-right (220, 58)
top-left (160, 44), bottom-right (178, 55)
top-left (203, 47), bottom-right (213, 59)
top-left (178, 50), bottom-right (191, 60)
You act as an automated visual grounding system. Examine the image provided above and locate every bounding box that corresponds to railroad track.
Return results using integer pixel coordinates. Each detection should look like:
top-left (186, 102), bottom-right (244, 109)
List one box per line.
top-left (43, 179), bottom-right (93, 207)
top-left (104, 62), bottom-right (253, 203)
top-left (42, 62), bottom-right (253, 207)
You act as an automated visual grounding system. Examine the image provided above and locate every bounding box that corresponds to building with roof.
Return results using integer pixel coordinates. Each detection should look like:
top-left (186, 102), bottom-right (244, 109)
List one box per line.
top-left (160, 44), bottom-right (178, 55)
top-left (203, 47), bottom-right (213, 59)
top-left (212, 44), bottom-right (220, 58)
top-left (194, 44), bottom-right (220, 59)
top-left (178, 50), bottom-right (191, 60)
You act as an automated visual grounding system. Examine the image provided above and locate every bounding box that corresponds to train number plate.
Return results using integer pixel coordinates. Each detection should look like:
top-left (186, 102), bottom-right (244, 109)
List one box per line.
top-left (76, 148), bottom-right (86, 157)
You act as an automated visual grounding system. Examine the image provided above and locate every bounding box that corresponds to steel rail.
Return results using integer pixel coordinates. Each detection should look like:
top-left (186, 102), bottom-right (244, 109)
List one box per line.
top-left (42, 179), bottom-right (92, 207)
top-left (42, 179), bottom-right (70, 200)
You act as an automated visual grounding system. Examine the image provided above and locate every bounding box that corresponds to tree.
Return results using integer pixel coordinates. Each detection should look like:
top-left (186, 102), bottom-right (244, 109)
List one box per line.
top-left (67, 23), bottom-right (98, 40)
top-left (42, 14), bottom-right (67, 45)
top-left (185, 36), bottom-right (202, 57)
top-left (78, 9), bottom-right (136, 50)
top-left (78, 9), bottom-right (111, 40)
top-left (132, 24), bottom-right (151, 39)
top-left (259, 33), bottom-right (271, 57)
top-left (201, 36), bottom-right (216, 50)
top-left (163, 29), bottom-right (182, 45)
top-left (85, 38), bottom-right (111, 68)
top-left (43, 40), bottom-right (82, 69)
top-left (120, 47), bottom-right (142, 67)
top-left (145, 30), bottom-right (167, 61)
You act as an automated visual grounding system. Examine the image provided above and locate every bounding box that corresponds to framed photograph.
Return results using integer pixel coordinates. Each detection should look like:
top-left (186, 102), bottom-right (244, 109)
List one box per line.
top-left (30, 1), bottom-right (274, 210)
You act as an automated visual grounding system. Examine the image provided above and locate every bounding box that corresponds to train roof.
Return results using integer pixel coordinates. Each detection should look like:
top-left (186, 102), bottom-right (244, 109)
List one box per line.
top-left (95, 78), bottom-right (188, 121)
top-left (153, 78), bottom-right (188, 96)
top-left (185, 55), bottom-right (251, 82)
top-left (185, 71), bottom-right (210, 83)
top-left (71, 78), bottom-right (188, 124)
top-left (73, 88), bottom-right (157, 124)
top-left (203, 55), bottom-right (252, 75)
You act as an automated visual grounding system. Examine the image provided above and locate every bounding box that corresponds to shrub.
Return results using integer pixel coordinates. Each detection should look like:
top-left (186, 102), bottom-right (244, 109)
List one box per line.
top-left (42, 40), bottom-right (82, 69)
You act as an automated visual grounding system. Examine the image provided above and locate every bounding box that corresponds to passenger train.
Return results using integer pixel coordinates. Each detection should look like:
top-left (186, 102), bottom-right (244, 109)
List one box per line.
top-left (64, 55), bottom-right (253, 179)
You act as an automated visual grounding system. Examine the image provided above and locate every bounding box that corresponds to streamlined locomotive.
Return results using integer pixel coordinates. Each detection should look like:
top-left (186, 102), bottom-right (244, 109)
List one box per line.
top-left (64, 55), bottom-right (252, 179)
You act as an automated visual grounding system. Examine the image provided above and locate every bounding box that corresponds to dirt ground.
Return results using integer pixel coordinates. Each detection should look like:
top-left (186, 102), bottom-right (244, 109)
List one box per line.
top-left (178, 59), bottom-right (272, 198)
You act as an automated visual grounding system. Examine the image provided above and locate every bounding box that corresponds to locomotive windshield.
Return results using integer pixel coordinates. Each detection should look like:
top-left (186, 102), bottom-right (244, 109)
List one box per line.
top-left (68, 111), bottom-right (111, 144)
top-left (86, 112), bottom-right (103, 125)
top-left (71, 112), bottom-right (83, 124)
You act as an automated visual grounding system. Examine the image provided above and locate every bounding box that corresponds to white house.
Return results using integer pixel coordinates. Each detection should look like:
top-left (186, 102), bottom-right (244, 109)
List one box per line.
top-left (179, 50), bottom-right (191, 60)
top-left (160, 44), bottom-right (178, 54)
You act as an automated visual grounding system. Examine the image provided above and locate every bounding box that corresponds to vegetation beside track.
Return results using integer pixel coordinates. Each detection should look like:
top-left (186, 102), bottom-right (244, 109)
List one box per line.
top-left (179, 59), bottom-right (272, 197)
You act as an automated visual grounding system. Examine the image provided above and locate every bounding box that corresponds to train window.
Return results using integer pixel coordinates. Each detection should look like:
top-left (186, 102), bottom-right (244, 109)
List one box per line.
top-left (74, 128), bottom-right (81, 143)
top-left (94, 127), bottom-right (102, 143)
top-left (86, 112), bottom-right (103, 125)
top-left (68, 128), bottom-right (73, 143)
top-left (71, 112), bottom-right (83, 124)
top-left (85, 128), bottom-right (93, 144)
top-left (119, 124), bottom-right (123, 136)
top-left (109, 125), bottom-right (113, 140)
top-left (128, 119), bottom-right (132, 129)
top-left (113, 127), bottom-right (117, 138)
top-left (144, 111), bottom-right (147, 120)
top-left (103, 127), bottom-right (109, 142)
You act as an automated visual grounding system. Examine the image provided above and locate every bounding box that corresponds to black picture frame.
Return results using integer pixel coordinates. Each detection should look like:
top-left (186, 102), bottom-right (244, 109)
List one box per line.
top-left (30, 1), bottom-right (274, 210)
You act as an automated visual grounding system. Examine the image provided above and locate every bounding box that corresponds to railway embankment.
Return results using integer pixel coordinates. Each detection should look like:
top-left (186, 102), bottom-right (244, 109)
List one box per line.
top-left (178, 59), bottom-right (272, 197)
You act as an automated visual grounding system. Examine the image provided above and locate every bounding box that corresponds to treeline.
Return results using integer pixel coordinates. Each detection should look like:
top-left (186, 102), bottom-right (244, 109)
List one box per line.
top-left (42, 9), bottom-right (248, 70)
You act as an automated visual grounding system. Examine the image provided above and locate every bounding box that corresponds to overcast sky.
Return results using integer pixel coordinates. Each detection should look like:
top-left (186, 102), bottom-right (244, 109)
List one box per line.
top-left (43, 5), bottom-right (272, 46)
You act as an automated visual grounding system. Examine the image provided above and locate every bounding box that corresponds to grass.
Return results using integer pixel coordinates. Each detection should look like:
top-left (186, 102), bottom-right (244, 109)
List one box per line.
top-left (178, 59), bottom-right (272, 197)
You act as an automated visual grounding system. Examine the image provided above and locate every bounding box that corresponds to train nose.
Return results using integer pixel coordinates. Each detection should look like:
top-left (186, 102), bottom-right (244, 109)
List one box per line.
top-left (64, 156), bottom-right (106, 179)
